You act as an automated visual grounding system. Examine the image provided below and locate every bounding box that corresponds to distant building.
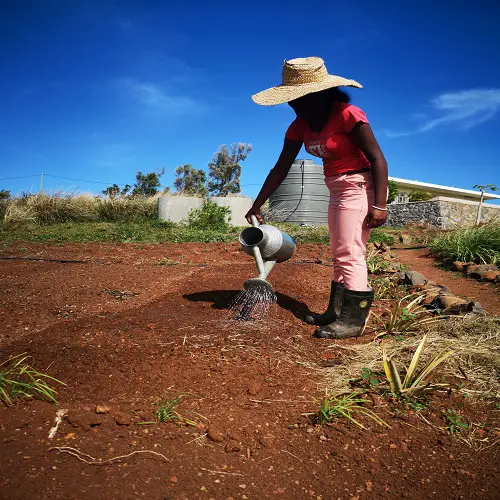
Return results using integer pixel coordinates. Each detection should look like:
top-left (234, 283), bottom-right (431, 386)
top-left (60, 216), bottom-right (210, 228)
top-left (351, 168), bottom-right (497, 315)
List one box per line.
top-left (389, 177), bottom-right (500, 204)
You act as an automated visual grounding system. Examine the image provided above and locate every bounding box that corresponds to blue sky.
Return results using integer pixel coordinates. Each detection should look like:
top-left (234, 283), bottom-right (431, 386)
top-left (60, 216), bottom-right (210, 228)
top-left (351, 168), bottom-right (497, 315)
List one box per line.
top-left (1, 0), bottom-right (499, 199)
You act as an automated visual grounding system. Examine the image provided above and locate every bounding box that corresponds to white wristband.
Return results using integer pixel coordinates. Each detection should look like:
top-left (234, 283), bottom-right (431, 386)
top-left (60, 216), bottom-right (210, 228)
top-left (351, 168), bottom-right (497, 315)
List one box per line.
top-left (372, 205), bottom-right (387, 211)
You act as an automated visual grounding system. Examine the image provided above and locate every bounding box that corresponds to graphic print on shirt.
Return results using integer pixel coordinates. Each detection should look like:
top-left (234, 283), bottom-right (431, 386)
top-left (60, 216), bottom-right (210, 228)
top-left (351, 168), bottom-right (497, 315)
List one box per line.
top-left (305, 140), bottom-right (335, 158)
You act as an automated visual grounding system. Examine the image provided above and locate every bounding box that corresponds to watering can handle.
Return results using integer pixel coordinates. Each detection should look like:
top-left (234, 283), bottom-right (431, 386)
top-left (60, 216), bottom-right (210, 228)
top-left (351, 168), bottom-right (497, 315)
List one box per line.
top-left (250, 215), bottom-right (260, 228)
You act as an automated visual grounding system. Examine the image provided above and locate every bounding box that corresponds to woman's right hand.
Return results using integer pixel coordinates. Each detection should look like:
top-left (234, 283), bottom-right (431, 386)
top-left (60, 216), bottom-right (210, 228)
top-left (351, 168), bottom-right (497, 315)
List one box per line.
top-left (245, 204), bottom-right (263, 225)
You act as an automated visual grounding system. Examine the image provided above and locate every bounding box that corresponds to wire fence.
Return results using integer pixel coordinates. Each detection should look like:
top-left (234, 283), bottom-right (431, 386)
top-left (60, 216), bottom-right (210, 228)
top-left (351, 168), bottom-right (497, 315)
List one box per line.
top-left (0, 173), bottom-right (261, 194)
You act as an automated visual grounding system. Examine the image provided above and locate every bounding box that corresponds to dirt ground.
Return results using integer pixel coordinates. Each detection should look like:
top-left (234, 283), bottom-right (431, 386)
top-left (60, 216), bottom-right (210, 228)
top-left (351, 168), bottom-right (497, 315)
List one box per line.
top-left (1, 241), bottom-right (499, 500)
top-left (395, 247), bottom-right (500, 315)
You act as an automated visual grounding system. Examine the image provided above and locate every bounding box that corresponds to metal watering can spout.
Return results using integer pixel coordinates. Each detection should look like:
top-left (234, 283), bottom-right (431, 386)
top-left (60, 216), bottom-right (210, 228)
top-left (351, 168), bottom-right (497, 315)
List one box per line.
top-left (239, 215), bottom-right (296, 291)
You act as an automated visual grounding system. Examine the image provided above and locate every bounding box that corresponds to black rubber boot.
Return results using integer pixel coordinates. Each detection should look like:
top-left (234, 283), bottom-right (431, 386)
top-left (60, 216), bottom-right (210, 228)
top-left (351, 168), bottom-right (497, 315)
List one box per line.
top-left (304, 281), bottom-right (344, 326)
top-left (313, 289), bottom-right (373, 339)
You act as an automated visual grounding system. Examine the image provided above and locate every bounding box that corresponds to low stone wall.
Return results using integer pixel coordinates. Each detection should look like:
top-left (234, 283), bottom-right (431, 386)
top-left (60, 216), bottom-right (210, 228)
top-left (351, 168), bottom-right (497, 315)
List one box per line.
top-left (387, 197), bottom-right (500, 229)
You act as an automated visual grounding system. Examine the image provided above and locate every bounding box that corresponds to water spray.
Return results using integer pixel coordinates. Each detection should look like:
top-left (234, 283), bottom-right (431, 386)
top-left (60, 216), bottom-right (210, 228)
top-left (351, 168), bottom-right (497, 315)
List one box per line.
top-left (239, 216), bottom-right (296, 292)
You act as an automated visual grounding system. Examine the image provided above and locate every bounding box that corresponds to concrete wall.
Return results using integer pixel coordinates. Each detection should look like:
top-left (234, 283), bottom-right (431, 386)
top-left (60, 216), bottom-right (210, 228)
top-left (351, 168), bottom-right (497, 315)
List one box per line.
top-left (158, 196), bottom-right (253, 226)
top-left (387, 197), bottom-right (500, 229)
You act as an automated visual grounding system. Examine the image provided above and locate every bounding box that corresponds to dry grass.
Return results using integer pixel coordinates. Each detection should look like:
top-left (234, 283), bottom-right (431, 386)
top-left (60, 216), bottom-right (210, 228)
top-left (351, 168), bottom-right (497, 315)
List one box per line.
top-left (325, 316), bottom-right (500, 397)
top-left (3, 192), bottom-right (159, 226)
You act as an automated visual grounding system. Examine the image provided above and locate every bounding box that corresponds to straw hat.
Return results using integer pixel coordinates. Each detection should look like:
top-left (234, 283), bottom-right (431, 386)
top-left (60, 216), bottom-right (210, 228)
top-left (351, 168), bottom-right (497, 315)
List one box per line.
top-left (252, 57), bottom-right (362, 106)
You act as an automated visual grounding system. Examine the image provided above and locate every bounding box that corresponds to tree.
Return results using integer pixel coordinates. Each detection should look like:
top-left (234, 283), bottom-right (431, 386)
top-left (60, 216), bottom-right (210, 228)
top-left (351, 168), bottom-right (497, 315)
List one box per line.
top-left (174, 164), bottom-right (207, 195)
top-left (409, 190), bottom-right (433, 202)
top-left (208, 143), bottom-right (251, 196)
top-left (387, 180), bottom-right (399, 204)
top-left (0, 190), bottom-right (11, 201)
top-left (132, 169), bottom-right (165, 197)
top-left (101, 184), bottom-right (131, 199)
top-left (473, 183), bottom-right (498, 226)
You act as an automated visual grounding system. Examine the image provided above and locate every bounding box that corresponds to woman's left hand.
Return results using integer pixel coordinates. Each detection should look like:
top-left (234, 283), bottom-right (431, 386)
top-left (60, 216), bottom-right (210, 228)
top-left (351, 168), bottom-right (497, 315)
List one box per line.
top-left (367, 207), bottom-right (387, 228)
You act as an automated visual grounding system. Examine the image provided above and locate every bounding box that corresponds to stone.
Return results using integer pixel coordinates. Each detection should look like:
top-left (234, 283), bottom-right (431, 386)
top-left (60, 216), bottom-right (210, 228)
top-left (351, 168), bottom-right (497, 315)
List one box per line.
top-left (466, 264), bottom-right (497, 280)
top-left (422, 292), bottom-right (440, 306)
top-left (227, 429), bottom-right (243, 442)
top-left (443, 300), bottom-right (484, 316)
top-left (482, 270), bottom-right (500, 282)
top-left (469, 302), bottom-right (486, 315)
top-left (450, 262), bottom-right (466, 272)
top-left (67, 414), bottom-right (103, 431)
top-left (259, 435), bottom-right (275, 447)
top-left (114, 412), bottom-right (131, 426)
top-left (207, 427), bottom-right (225, 443)
top-left (247, 382), bottom-right (261, 396)
top-left (95, 405), bottom-right (110, 414)
top-left (437, 294), bottom-right (468, 310)
top-left (397, 270), bottom-right (427, 286)
top-left (225, 440), bottom-right (241, 453)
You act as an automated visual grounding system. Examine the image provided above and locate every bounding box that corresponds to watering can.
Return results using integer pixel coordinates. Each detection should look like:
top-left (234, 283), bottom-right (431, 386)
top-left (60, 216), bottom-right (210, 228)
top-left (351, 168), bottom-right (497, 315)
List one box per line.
top-left (239, 216), bottom-right (296, 291)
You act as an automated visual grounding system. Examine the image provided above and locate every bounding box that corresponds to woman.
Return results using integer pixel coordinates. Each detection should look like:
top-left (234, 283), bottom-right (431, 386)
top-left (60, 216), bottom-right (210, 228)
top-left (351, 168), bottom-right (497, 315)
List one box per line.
top-left (246, 57), bottom-right (388, 339)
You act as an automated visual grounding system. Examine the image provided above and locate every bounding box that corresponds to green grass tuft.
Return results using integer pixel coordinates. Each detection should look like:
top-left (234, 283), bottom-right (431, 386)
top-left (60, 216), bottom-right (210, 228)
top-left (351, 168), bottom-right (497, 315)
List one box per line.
top-left (0, 353), bottom-right (64, 405)
top-left (429, 220), bottom-right (500, 265)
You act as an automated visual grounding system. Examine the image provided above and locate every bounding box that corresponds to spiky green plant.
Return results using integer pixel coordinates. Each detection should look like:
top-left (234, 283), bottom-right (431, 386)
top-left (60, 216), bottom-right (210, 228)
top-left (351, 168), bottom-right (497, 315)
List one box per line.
top-left (0, 353), bottom-right (64, 404)
top-left (382, 335), bottom-right (453, 397)
top-left (373, 294), bottom-right (445, 338)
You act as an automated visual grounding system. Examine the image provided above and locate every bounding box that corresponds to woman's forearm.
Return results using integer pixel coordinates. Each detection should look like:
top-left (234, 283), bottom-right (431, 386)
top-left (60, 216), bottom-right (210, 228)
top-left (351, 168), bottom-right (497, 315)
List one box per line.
top-left (251, 138), bottom-right (302, 208)
top-left (253, 168), bottom-right (289, 208)
top-left (371, 158), bottom-right (389, 208)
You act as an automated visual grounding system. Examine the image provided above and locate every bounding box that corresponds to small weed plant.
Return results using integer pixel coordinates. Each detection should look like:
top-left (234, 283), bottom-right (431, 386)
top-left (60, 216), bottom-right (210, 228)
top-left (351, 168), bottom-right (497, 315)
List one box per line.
top-left (366, 247), bottom-right (391, 275)
top-left (444, 410), bottom-right (469, 433)
top-left (307, 392), bottom-right (389, 430)
top-left (186, 199), bottom-right (231, 231)
top-left (373, 294), bottom-right (445, 338)
top-left (150, 395), bottom-right (197, 426)
top-left (155, 257), bottom-right (179, 266)
top-left (154, 395), bottom-right (184, 423)
top-left (361, 367), bottom-right (382, 388)
top-left (0, 353), bottom-right (64, 404)
top-left (382, 335), bottom-right (453, 398)
top-left (370, 276), bottom-right (399, 300)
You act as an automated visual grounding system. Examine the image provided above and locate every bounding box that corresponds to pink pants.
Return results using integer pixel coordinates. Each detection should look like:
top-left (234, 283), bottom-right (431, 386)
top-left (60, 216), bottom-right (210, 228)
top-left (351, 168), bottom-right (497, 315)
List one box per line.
top-left (325, 172), bottom-right (374, 291)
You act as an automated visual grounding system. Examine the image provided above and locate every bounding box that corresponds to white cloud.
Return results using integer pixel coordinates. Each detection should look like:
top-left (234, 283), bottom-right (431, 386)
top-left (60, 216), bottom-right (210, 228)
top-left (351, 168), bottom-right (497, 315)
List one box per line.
top-left (385, 88), bottom-right (500, 138)
top-left (122, 79), bottom-right (206, 116)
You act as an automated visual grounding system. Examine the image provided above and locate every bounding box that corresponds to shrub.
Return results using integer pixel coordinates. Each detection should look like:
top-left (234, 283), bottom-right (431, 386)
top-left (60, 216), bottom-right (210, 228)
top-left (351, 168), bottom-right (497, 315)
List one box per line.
top-left (409, 191), bottom-right (433, 202)
top-left (429, 220), bottom-right (500, 265)
top-left (186, 199), bottom-right (231, 231)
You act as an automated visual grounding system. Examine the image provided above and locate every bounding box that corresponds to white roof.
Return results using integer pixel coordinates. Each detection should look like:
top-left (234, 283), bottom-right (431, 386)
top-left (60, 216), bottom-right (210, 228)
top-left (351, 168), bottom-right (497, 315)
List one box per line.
top-left (389, 176), bottom-right (500, 200)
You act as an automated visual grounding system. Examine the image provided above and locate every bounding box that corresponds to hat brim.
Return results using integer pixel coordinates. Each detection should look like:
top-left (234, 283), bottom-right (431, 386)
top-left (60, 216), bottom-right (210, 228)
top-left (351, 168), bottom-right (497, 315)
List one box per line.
top-left (251, 75), bottom-right (362, 106)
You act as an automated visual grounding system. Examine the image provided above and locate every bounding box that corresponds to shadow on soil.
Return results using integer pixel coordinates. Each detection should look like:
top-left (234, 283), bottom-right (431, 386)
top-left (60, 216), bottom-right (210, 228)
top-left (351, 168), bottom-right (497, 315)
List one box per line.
top-left (183, 290), bottom-right (315, 321)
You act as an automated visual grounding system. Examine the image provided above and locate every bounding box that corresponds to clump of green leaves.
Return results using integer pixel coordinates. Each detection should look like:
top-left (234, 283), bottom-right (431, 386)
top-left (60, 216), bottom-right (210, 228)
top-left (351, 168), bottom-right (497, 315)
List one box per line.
top-left (310, 392), bottom-right (389, 429)
top-left (444, 410), bottom-right (469, 433)
top-left (370, 276), bottom-right (399, 300)
top-left (186, 199), bottom-right (231, 231)
top-left (366, 247), bottom-right (391, 275)
top-left (0, 353), bottom-right (64, 405)
top-left (382, 335), bottom-right (453, 398)
top-left (361, 367), bottom-right (382, 387)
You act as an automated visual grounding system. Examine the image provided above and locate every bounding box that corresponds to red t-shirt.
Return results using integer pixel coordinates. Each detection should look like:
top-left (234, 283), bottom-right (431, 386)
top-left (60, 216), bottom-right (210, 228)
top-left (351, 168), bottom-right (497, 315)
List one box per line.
top-left (285, 102), bottom-right (370, 177)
